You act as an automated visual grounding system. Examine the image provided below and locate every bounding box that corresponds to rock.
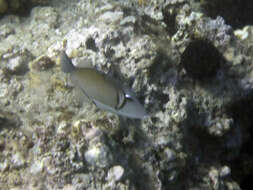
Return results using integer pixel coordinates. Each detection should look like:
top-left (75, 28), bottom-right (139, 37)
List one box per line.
top-left (2, 48), bottom-right (33, 74)
top-left (11, 152), bottom-right (26, 169)
top-left (72, 173), bottom-right (92, 190)
top-left (163, 148), bottom-right (177, 162)
top-left (0, 160), bottom-right (9, 172)
top-left (120, 16), bottom-right (136, 26)
top-left (7, 56), bottom-right (25, 73)
top-left (234, 26), bottom-right (250, 41)
top-left (220, 166), bottom-right (231, 178)
top-left (98, 11), bottom-right (123, 24)
top-left (30, 160), bottom-right (44, 174)
top-left (0, 83), bottom-right (8, 98)
top-left (84, 143), bottom-right (113, 168)
top-left (30, 7), bottom-right (58, 28)
top-left (106, 165), bottom-right (124, 182)
top-left (29, 55), bottom-right (55, 71)
top-left (0, 24), bottom-right (14, 39)
top-left (173, 12), bottom-right (232, 49)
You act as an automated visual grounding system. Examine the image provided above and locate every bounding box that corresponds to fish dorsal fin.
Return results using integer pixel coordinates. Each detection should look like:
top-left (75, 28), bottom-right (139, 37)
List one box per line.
top-left (59, 51), bottom-right (75, 73)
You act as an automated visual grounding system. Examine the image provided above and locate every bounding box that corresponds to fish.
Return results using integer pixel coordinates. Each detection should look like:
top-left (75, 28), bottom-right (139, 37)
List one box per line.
top-left (59, 51), bottom-right (148, 119)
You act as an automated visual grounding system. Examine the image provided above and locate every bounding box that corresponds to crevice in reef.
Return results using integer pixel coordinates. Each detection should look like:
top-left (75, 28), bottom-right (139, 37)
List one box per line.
top-left (224, 92), bottom-right (253, 190)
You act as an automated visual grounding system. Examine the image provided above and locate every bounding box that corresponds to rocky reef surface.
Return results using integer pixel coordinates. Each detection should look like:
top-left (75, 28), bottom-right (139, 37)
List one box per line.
top-left (0, 0), bottom-right (253, 189)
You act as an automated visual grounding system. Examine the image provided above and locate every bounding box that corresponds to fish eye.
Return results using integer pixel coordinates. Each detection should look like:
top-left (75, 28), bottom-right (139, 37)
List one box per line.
top-left (125, 93), bottom-right (131, 99)
top-left (115, 91), bottom-right (134, 110)
top-left (125, 93), bottom-right (135, 102)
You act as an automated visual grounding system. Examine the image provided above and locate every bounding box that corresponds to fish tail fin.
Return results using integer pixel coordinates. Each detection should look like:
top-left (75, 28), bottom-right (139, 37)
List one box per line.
top-left (59, 51), bottom-right (75, 73)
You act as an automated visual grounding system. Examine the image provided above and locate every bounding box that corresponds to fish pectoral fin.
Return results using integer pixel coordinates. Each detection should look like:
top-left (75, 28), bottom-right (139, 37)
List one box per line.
top-left (93, 99), bottom-right (116, 114)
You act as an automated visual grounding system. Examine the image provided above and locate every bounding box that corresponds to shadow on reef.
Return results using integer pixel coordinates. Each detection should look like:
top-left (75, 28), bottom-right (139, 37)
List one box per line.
top-left (0, 0), bottom-right (49, 17)
top-left (178, 38), bottom-right (243, 99)
top-left (109, 118), bottom-right (157, 190)
top-left (179, 89), bottom-right (253, 190)
top-left (0, 110), bottom-right (21, 131)
top-left (147, 50), bottom-right (172, 112)
top-left (177, 38), bottom-right (253, 189)
top-left (180, 39), bottom-right (224, 81)
top-left (224, 92), bottom-right (253, 190)
top-left (201, 0), bottom-right (253, 29)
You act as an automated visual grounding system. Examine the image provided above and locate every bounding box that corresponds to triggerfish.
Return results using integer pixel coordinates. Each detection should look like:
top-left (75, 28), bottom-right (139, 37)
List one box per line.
top-left (59, 51), bottom-right (148, 119)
